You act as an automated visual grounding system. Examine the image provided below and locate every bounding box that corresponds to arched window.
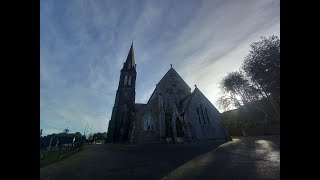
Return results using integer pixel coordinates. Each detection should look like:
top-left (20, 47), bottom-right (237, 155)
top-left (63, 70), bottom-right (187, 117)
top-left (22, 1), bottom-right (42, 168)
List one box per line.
top-left (176, 118), bottom-right (183, 137)
top-left (128, 76), bottom-right (132, 85)
top-left (197, 107), bottom-right (201, 124)
top-left (124, 76), bottom-right (128, 85)
top-left (165, 115), bottom-right (172, 137)
top-left (200, 104), bottom-right (206, 124)
top-left (143, 114), bottom-right (154, 131)
top-left (159, 94), bottom-right (163, 111)
top-left (205, 108), bottom-right (210, 125)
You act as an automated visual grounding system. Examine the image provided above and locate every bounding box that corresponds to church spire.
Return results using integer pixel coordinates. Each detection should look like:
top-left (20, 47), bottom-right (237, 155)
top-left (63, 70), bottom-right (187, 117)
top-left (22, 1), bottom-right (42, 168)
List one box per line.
top-left (125, 42), bottom-right (135, 69)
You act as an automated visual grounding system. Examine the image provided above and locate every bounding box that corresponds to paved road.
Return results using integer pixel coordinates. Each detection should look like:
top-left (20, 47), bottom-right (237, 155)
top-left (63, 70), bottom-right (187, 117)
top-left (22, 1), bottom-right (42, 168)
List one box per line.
top-left (163, 136), bottom-right (280, 180)
top-left (40, 136), bottom-right (279, 180)
top-left (40, 140), bottom-right (226, 180)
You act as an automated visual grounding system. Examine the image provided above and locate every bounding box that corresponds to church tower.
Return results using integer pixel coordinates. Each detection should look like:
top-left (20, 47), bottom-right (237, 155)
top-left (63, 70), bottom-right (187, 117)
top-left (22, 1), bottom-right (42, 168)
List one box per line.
top-left (107, 43), bottom-right (137, 143)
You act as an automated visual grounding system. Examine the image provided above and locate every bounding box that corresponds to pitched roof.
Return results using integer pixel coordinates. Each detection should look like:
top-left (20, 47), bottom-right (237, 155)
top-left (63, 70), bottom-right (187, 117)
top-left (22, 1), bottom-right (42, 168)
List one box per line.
top-left (147, 87), bottom-right (157, 104)
top-left (156, 67), bottom-right (191, 91)
top-left (179, 88), bottom-right (198, 114)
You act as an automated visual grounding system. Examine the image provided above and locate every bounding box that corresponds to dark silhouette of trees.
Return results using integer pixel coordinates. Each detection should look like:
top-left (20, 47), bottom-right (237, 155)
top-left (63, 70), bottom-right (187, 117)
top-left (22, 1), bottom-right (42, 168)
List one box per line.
top-left (40, 131), bottom-right (86, 149)
top-left (87, 133), bottom-right (93, 140)
top-left (64, 128), bottom-right (70, 134)
top-left (219, 71), bottom-right (260, 107)
top-left (74, 132), bottom-right (82, 139)
top-left (102, 132), bottom-right (108, 139)
top-left (217, 71), bottom-right (261, 112)
top-left (92, 132), bottom-right (108, 140)
top-left (217, 93), bottom-right (241, 111)
top-left (218, 35), bottom-right (280, 127)
top-left (242, 35), bottom-right (280, 116)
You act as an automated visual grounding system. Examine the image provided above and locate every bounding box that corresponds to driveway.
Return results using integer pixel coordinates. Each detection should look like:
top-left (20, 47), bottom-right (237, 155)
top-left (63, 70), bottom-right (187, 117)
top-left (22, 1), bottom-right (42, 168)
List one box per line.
top-left (163, 136), bottom-right (280, 180)
top-left (40, 136), bottom-right (279, 180)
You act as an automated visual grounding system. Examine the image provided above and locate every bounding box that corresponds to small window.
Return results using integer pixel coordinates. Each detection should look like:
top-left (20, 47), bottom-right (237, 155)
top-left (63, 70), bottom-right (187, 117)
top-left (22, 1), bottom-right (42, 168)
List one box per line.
top-left (124, 76), bottom-right (128, 85)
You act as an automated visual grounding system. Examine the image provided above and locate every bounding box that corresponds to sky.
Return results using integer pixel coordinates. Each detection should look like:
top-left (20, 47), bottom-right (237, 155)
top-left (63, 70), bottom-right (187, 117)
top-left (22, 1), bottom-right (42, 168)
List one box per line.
top-left (40, 0), bottom-right (280, 136)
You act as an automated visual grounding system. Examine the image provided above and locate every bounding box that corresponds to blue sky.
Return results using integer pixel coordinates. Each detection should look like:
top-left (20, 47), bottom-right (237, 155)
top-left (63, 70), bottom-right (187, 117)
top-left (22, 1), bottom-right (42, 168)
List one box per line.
top-left (40, 0), bottom-right (280, 136)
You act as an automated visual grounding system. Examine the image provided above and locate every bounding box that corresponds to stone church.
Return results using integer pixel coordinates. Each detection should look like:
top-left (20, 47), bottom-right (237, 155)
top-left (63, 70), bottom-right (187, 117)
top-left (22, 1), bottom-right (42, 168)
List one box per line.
top-left (107, 43), bottom-right (230, 144)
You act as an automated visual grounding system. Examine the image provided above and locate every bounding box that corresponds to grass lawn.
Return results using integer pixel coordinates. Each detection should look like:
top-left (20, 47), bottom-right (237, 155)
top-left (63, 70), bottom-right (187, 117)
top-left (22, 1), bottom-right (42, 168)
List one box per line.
top-left (40, 147), bottom-right (82, 167)
top-left (41, 141), bottom-right (227, 180)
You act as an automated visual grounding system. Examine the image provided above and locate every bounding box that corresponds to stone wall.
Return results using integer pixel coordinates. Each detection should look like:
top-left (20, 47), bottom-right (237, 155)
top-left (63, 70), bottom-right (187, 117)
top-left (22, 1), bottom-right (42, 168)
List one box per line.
top-left (135, 97), bottom-right (160, 143)
top-left (227, 124), bottom-right (280, 137)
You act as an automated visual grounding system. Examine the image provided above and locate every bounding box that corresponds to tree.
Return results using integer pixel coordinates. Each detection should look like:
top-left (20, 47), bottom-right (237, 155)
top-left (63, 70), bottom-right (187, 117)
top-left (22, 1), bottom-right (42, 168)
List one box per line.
top-left (74, 132), bottom-right (82, 138)
top-left (102, 132), bottom-right (108, 139)
top-left (87, 133), bottom-right (93, 140)
top-left (217, 93), bottom-right (241, 111)
top-left (93, 132), bottom-right (105, 140)
top-left (218, 35), bottom-right (280, 132)
top-left (64, 128), bottom-right (69, 134)
top-left (219, 71), bottom-right (260, 110)
top-left (242, 35), bottom-right (280, 115)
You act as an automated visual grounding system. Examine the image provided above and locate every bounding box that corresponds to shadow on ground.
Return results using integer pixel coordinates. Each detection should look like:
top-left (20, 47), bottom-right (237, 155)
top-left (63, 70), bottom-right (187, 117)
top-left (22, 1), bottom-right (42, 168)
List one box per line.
top-left (163, 136), bottom-right (280, 180)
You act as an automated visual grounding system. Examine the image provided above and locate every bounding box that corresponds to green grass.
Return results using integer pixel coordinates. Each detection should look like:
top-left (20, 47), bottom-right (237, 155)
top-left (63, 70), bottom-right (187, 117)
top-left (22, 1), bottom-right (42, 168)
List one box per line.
top-left (40, 147), bottom-right (82, 167)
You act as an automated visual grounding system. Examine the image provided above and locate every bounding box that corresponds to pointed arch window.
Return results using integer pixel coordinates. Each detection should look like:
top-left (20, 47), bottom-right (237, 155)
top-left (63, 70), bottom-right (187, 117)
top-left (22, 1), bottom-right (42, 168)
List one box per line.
top-left (143, 114), bottom-right (154, 131)
top-left (197, 107), bottom-right (201, 124)
top-left (128, 76), bottom-right (132, 85)
top-left (205, 108), bottom-right (210, 125)
top-left (159, 94), bottom-right (163, 111)
top-left (200, 104), bottom-right (206, 124)
top-left (124, 76), bottom-right (128, 85)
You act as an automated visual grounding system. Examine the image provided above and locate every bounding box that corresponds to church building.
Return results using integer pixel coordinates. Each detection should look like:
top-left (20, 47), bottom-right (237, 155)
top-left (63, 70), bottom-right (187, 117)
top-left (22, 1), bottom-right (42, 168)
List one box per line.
top-left (107, 43), bottom-right (230, 144)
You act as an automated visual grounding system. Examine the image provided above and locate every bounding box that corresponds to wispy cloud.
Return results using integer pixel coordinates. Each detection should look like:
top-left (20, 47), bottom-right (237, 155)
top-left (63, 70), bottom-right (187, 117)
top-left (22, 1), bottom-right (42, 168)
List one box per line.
top-left (40, 0), bottom-right (279, 134)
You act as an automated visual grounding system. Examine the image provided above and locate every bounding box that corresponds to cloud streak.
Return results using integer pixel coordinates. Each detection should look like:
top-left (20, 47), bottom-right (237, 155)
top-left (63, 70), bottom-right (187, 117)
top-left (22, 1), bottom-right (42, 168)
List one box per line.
top-left (40, 0), bottom-right (279, 135)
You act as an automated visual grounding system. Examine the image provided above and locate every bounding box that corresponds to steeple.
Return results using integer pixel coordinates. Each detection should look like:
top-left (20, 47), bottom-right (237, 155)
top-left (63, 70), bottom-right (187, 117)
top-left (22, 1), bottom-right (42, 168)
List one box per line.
top-left (124, 42), bottom-right (135, 69)
top-left (108, 42), bottom-right (137, 143)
